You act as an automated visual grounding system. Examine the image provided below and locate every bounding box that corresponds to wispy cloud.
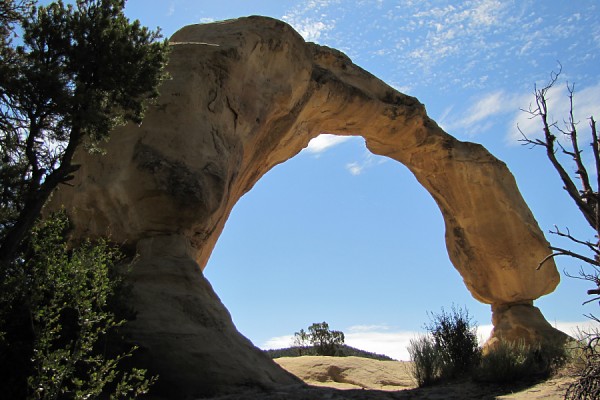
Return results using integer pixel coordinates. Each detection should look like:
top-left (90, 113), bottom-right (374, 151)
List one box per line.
top-left (345, 330), bottom-right (417, 361)
top-left (262, 334), bottom-right (295, 350)
top-left (304, 134), bottom-right (351, 154)
top-left (439, 79), bottom-right (600, 141)
top-left (508, 81), bottom-right (600, 144)
top-left (261, 320), bottom-right (593, 361)
top-left (442, 90), bottom-right (528, 136)
top-left (348, 324), bottom-right (391, 332)
top-left (346, 162), bottom-right (363, 176)
top-left (285, 18), bottom-right (334, 42)
top-left (345, 151), bottom-right (387, 176)
top-left (281, 0), bottom-right (339, 42)
top-left (166, 2), bottom-right (175, 17)
top-left (281, 1), bottom-right (599, 91)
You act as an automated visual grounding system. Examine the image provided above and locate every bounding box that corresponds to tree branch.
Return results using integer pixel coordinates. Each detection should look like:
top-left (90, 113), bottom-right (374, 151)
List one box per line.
top-left (537, 246), bottom-right (600, 270)
top-left (530, 70), bottom-right (598, 230)
top-left (591, 116), bottom-right (600, 233)
top-left (550, 226), bottom-right (600, 256)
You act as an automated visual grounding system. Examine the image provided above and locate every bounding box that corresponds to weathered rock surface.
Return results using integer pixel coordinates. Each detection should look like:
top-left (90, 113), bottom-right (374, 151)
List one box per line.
top-left (212, 356), bottom-right (574, 400)
top-left (49, 16), bottom-right (565, 398)
top-left (275, 356), bottom-right (414, 390)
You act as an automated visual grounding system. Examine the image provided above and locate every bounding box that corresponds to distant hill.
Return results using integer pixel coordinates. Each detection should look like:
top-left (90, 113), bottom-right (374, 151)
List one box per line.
top-left (264, 345), bottom-right (395, 361)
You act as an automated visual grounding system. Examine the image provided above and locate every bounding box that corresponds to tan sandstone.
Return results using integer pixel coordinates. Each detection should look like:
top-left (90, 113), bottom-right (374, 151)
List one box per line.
top-left (48, 16), bottom-right (567, 397)
top-left (275, 356), bottom-right (414, 390)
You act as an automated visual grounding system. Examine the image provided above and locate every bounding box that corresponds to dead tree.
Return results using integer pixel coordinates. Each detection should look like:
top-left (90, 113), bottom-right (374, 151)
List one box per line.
top-left (519, 66), bottom-right (600, 318)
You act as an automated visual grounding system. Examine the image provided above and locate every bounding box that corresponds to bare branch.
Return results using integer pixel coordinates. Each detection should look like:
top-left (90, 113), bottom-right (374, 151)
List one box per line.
top-left (566, 83), bottom-right (595, 206)
top-left (537, 246), bottom-right (600, 270)
top-left (583, 296), bottom-right (600, 306)
top-left (591, 116), bottom-right (600, 232)
top-left (528, 69), bottom-right (598, 230)
top-left (550, 226), bottom-right (600, 256)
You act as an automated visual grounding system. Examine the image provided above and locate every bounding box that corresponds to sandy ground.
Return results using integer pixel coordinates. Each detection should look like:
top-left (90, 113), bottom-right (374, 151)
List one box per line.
top-left (208, 356), bottom-right (575, 399)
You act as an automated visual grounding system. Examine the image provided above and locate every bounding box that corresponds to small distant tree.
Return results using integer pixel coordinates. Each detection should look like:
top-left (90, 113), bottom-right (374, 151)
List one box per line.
top-left (309, 322), bottom-right (345, 356)
top-left (293, 322), bottom-right (345, 356)
top-left (292, 328), bottom-right (310, 355)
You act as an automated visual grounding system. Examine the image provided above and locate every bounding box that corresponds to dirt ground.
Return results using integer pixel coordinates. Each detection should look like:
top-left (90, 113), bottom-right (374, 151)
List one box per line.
top-left (208, 356), bottom-right (576, 400)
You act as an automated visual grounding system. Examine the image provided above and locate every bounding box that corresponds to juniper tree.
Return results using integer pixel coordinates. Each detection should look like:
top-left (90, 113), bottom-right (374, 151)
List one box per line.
top-left (0, 0), bottom-right (169, 266)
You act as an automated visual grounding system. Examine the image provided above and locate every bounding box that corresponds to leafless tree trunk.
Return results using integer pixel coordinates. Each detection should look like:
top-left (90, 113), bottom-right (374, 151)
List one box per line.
top-left (520, 67), bottom-right (600, 311)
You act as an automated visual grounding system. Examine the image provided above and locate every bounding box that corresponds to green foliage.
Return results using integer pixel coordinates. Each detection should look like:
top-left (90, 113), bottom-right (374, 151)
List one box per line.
top-left (407, 335), bottom-right (441, 387)
top-left (0, 0), bottom-right (169, 265)
top-left (424, 305), bottom-right (481, 379)
top-left (476, 340), bottom-right (567, 384)
top-left (478, 341), bottom-right (531, 384)
top-left (0, 212), bottom-right (156, 399)
top-left (0, 2), bottom-right (167, 396)
top-left (265, 344), bottom-right (395, 361)
top-left (409, 306), bottom-right (480, 387)
top-left (409, 306), bottom-right (570, 388)
top-left (293, 322), bottom-right (345, 356)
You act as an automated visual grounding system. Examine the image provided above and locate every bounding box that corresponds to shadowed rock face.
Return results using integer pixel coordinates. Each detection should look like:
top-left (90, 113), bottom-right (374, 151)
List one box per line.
top-left (49, 16), bottom-right (566, 398)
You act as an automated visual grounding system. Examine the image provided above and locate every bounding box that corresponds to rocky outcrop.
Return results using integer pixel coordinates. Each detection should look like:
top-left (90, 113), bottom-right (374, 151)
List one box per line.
top-left (49, 16), bottom-right (565, 398)
top-left (275, 356), bottom-right (414, 390)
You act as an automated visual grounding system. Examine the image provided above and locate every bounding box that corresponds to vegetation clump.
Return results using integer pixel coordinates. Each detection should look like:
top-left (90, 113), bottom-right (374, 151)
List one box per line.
top-left (0, 212), bottom-right (157, 398)
top-left (0, 0), bottom-right (169, 398)
top-left (265, 344), bottom-right (395, 361)
top-left (476, 339), bottom-right (567, 384)
top-left (565, 330), bottom-right (600, 400)
top-left (293, 322), bottom-right (346, 356)
top-left (408, 305), bottom-right (480, 386)
top-left (408, 306), bottom-right (568, 388)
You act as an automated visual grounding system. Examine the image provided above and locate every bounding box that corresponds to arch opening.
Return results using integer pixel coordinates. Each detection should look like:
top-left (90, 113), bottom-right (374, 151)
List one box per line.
top-left (205, 135), bottom-right (491, 360)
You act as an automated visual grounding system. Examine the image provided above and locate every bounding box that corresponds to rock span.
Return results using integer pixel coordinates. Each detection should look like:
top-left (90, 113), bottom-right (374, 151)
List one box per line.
top-left (49, 16), bottom-right (566, 398)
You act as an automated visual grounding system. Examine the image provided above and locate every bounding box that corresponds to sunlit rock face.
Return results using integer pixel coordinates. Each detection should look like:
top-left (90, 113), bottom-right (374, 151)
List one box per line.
top-left (49, 16), bottom-right (564, 398)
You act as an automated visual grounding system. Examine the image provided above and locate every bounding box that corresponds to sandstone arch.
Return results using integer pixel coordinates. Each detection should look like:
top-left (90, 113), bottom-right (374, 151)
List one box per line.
top-left (50, 16), bottom-right (567, 398)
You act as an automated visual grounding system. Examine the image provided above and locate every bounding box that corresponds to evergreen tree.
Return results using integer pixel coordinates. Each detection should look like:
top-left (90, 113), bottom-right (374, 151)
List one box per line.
top-left (0, 0), bottom-right (169, 266)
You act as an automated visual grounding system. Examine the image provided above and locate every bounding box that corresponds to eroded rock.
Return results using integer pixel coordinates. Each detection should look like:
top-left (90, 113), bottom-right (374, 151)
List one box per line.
top-left (49, 16), bottom-right (564, 398)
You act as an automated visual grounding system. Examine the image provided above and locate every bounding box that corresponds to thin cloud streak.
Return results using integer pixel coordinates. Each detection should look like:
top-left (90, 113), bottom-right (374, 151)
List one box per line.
top-left (442, 90), bottom-right (528, 136)
top-left (304, 134), bottom-right (351, 154)
top-left (344, 151), bottom-right (387, 176)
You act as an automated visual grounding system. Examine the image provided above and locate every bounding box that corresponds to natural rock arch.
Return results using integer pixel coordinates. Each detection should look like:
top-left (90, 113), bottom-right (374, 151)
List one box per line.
top-left (50, 16), bottom-right (567, 398)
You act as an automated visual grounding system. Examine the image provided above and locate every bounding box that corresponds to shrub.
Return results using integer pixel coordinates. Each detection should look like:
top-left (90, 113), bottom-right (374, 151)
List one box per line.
top-left (409, 305), bottom-right (480, 387)
top-left (565, 329), bottom-right (600, 399)
top-left (476, 339), bottom-right (568, 384)
top-left (0, 213), bottom-right (156, 399)
top-left (408, 335), bottom-right (441, 387)
top-left (477, 340), bottom-right (535, 383)
top-left (425, 305), bottom-right (481, 379)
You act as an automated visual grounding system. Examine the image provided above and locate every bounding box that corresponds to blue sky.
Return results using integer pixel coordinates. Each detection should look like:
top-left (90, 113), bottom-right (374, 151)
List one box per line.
top-left (118, 0), bottom-right (600, 359)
